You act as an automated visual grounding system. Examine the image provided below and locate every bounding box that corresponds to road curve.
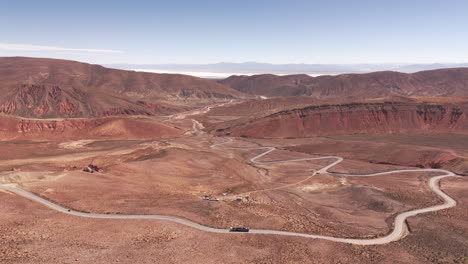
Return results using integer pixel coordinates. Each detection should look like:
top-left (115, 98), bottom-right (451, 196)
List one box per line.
top-left (0, 137), bottom-right (460, 245)
top-left (210, 138), bottom-right (458, 245)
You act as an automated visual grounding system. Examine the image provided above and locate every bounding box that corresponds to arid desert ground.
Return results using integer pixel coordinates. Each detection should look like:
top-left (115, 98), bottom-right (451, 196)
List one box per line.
top-left (0, 57), bottom-right (467, 263)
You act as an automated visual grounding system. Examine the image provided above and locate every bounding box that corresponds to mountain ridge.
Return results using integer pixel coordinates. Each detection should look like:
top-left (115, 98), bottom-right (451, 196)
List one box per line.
top-left (220, 68), bottom-right (468, 98)
top-left (0, 57), bottom-right (246, 118)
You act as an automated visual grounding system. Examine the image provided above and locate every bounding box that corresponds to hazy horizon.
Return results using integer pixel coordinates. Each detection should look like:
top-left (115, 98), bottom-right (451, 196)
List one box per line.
top-left (115, 61), bottom-right (468, 78)
top-left (3, 55), bottom-right (466, 78)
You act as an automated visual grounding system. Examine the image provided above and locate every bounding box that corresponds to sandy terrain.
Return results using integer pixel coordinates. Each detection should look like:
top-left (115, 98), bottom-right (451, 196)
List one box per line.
top-left (0, 106), bottom-right (467, 263)
top-left (0, 167), bottom-right (466, 264)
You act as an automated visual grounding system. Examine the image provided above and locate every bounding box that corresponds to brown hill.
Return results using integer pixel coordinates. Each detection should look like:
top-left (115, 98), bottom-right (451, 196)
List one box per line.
top-left (0, 115), bottom-right (182, 140)
top-left (220, 68), bottom-right (468, 98)
top-left (209, 98), bottom-right (468, 138)
top-left (0, 57), bottom-right (246, 118)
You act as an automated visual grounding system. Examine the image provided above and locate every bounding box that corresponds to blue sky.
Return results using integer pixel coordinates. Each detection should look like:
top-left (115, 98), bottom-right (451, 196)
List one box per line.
top-left (1, 0), bottom-right (467, 64)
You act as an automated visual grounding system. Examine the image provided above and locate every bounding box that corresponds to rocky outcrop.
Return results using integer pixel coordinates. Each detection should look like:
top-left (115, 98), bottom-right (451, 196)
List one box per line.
top-left (212, 101), bottom-right (468, 138)
top-left (0, 84), bottom-right (156, 118)
top-left (0, 116), bottom-right (182, 140)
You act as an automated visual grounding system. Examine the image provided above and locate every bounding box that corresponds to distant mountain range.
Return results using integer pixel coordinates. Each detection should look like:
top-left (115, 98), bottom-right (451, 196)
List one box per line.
top-left (220, 68), bottom-right (468, 98)
top-left (107, 62), bottom-right (468, 78)
top-left (2, 57), bottom-right (467, 119)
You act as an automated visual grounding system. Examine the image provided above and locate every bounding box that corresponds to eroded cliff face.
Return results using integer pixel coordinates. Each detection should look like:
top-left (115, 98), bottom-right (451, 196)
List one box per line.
top-left (0, 84), bottom-right (203, 118)
top-left (214, 102), bottom-right (468, 138)
top-left (0, 116), bottom-right (182, 140)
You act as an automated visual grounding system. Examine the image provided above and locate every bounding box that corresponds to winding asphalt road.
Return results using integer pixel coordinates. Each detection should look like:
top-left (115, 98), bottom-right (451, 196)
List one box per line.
top-left (0, 137), bottom-right (460, 245)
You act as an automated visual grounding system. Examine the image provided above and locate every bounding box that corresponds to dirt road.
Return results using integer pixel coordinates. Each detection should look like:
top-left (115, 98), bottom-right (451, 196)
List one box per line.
top-left (0, 137), bottom-right (460, 245)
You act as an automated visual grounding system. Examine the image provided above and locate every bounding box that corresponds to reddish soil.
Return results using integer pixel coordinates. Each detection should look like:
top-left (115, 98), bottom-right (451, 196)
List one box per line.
top-left (0, 135), bottom-right (447, 237)
top-left (2, 181), bottom-right (465, 264)
top-left (286, 137), bottom-right (467, 173)
top-left (0, 115), bottom-right (183, 140)
top-left (0, 135), bottom-right (467, 264)
top-left (0, 58), bottom-right (467, 263)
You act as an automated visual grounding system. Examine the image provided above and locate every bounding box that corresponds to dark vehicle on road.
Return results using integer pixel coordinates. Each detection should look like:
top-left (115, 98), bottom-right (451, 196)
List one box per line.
top-left (229, 227), bottom-right (250, 232)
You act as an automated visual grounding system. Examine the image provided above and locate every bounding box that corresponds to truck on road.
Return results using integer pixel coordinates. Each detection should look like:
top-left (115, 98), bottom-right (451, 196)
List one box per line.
top-left (229, 227), bottom-right (250, 232)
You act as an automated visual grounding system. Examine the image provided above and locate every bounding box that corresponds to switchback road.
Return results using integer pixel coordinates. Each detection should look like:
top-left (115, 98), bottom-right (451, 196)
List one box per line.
top-left (0, 137), bottom-right (460, 245)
